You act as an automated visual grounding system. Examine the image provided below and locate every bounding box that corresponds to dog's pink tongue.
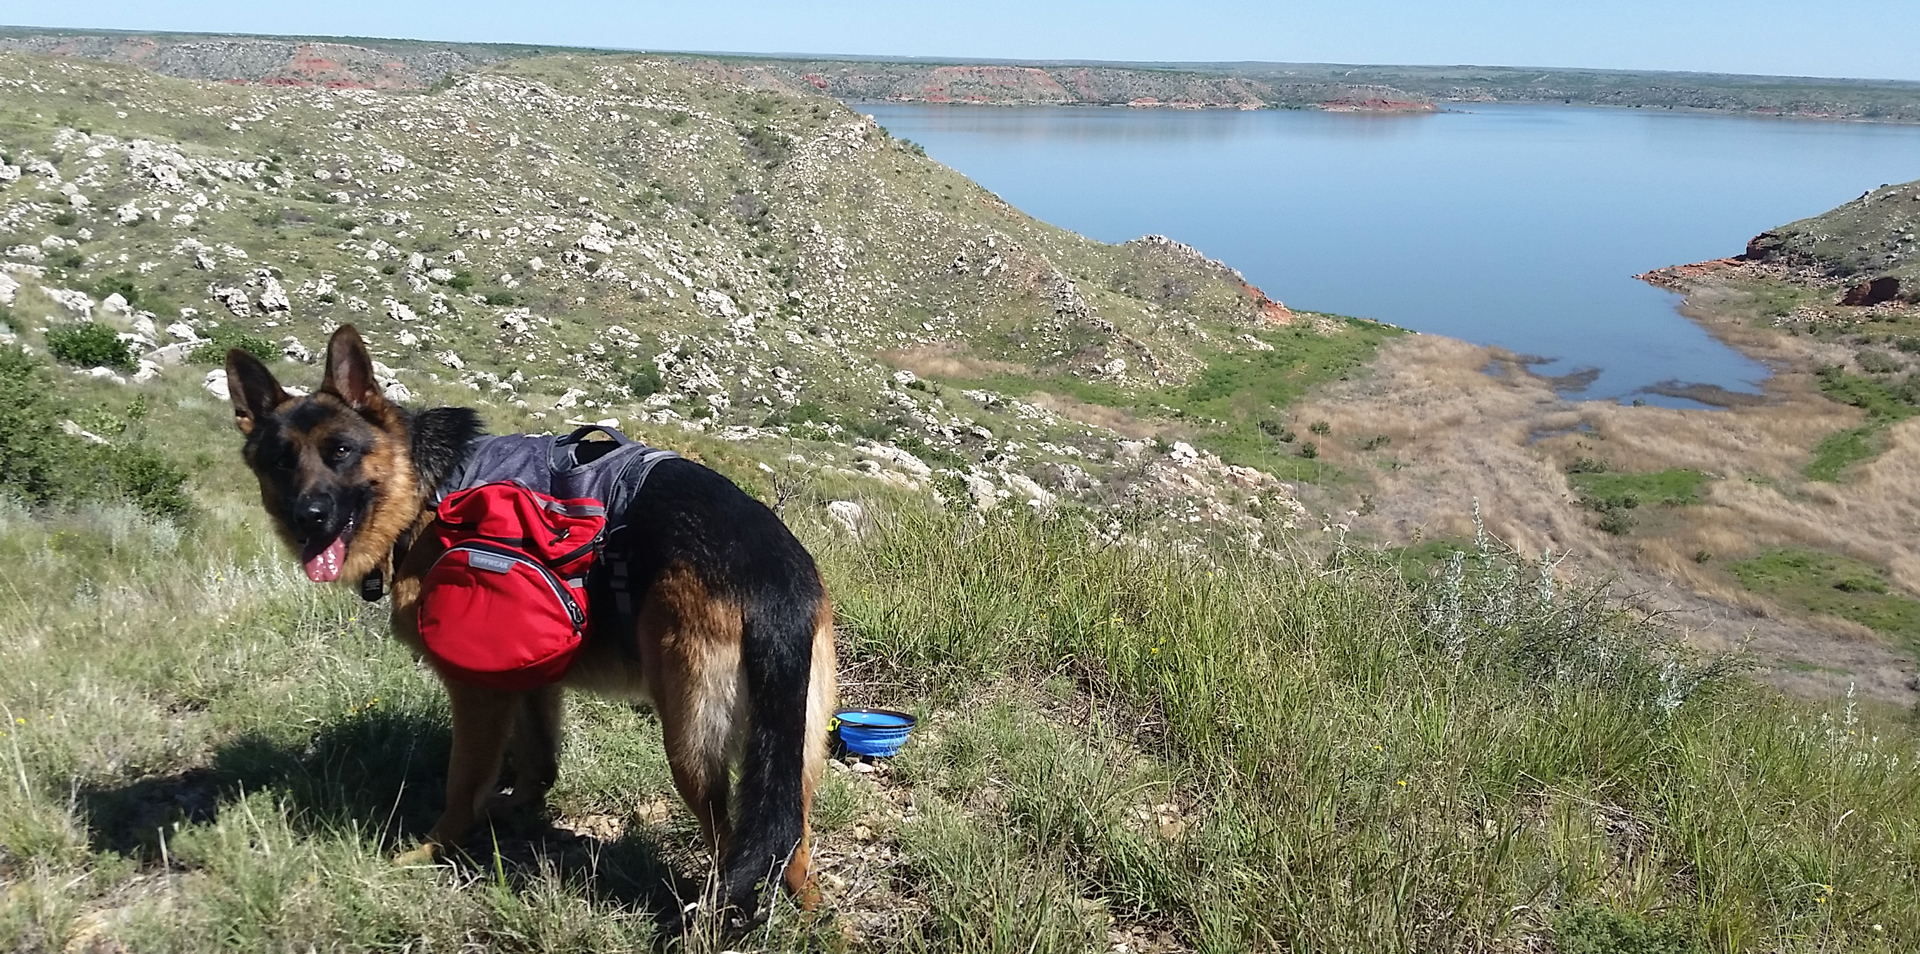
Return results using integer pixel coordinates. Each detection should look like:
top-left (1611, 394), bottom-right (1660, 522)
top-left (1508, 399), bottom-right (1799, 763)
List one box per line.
top-left (303, 535), bottom-right (346, 583)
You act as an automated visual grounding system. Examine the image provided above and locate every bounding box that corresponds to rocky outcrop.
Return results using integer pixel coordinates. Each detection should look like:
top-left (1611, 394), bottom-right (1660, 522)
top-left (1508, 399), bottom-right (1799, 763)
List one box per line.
top-left (1842, 277), bottom-right (1902, 306)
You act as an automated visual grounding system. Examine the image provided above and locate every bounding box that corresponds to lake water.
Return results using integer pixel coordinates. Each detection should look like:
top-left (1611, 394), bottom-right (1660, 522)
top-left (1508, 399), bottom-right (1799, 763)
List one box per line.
top-left (866, 102), bottom-right (1920, 404)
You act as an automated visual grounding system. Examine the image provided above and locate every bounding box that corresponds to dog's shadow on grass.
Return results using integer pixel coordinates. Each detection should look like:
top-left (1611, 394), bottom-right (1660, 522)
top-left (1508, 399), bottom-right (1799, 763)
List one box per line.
top-left (75, 706), bottom-right (698, 923)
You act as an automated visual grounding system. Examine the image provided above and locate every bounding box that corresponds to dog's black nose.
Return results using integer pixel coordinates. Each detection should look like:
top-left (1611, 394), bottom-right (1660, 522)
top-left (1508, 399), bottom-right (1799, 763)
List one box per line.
top-left (292, 497), bottom-right (334, 537)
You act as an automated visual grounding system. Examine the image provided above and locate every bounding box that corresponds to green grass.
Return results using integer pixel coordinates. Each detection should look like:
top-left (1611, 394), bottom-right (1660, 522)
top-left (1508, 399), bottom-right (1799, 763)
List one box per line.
top-left (1569, 468), bottom-right (1711, 509)
top-left (935, 317), bottom-right (1400, 482)
top-left (1805, 368), bottom-right (1920, 481)
top-left (1729, 548), bottom-right (1920, 654)
top-left (1566, 468), bottom-right (1711, 536)
top-left (1806, 426), bottom-right (1883, 482)
top-left (1172, 319), bottom-right (1401, 479)
top-left (6, 452), bottom-right (1920, 950)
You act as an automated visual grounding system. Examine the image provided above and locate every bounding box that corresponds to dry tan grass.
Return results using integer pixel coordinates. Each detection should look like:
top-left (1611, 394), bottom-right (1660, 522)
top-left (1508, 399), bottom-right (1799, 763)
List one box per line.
top-left (1022, 391), bottom-right (1163, 440)
top-left (878, 343), bottom-right (1030, 380)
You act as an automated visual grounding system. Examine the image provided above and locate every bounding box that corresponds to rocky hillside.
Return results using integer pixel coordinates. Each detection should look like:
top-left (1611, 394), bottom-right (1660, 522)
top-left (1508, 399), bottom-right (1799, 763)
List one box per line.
top-left (0, 27), bottom-right (542, 89)
top-left (0, 49), bottom-right (1375, 531)
top-left (713, 58), bottom-right (1433, 111)
top-left (1744, 178), bottom-right (1920, 304)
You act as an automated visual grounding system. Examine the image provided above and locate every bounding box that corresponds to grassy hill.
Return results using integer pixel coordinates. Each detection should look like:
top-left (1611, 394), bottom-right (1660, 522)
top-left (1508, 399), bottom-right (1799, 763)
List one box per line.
top-left (2, 49), bottom-right (1919, 953)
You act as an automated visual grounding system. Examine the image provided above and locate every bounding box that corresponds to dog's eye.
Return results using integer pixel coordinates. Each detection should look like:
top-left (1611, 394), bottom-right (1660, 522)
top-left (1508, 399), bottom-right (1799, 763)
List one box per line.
top-left (273, 449), bottom-right (296, 471)
top-left (327, 443), bottom-right (354, 464)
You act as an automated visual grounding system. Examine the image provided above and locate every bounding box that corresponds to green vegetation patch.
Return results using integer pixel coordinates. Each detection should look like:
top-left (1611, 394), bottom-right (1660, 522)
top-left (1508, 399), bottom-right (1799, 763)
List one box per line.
top-left (935, 317), bottom-right (1399, 482)
top-left (44, 322), bottom-right (135, 372)
top-left (1570, 468), bottom-right (1711, 509)
top-left (1729, 547), bottom-right (1920, 653)
top-left (188, 327), bottom-right (280, 365)
top-left (0, 347), bottom-right (190, 516)
top-left (1805, 367), bottom-right (1920, 481)
top-left (1163, 319), bottom-right (1403, 478)
top-left (1806, 426), bottom-right (1882, 482)
top-left (1567, 466), bottom-right (1711, 535)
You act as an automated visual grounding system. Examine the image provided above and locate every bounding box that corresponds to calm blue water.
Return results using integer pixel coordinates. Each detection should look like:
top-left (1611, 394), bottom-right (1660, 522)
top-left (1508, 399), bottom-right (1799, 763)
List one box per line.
top-left (867, 102), bottom-right (1920, 402)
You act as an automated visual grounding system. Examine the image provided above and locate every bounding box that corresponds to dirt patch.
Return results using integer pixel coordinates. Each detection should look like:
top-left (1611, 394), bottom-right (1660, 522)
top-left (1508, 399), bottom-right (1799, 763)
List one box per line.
top-left (879, 343), bottom-right (1029, 381)
top-left (1022, 391), bottom-right (1161, 440)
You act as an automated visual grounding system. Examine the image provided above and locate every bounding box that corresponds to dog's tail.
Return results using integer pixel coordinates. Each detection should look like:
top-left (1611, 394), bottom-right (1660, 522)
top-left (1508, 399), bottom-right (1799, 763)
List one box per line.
top-left (721, 583), bottom-right (835, 916)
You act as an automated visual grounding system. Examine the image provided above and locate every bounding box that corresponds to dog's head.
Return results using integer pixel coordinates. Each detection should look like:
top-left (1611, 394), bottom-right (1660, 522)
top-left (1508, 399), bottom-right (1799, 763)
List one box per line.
top-left (227, 324), bottom-right (417, 584)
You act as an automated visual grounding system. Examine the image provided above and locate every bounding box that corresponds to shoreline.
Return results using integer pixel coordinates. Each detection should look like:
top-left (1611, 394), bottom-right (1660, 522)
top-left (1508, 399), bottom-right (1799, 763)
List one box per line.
top-left (1289, 264), bottom-right (1920, 707)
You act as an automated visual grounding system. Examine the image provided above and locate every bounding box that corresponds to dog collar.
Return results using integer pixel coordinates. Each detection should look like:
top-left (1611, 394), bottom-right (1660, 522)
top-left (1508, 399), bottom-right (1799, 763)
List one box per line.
top-left (359, 529), bottom-right (414, 603)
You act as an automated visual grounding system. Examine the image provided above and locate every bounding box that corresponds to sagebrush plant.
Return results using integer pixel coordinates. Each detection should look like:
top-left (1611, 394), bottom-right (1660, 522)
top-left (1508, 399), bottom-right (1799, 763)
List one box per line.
top-left (186, 327), bottom-right (279, 366)
top-left (43, 322), bottom-right (134, 372)
top-left (0, 347), bottom-right (190, 516)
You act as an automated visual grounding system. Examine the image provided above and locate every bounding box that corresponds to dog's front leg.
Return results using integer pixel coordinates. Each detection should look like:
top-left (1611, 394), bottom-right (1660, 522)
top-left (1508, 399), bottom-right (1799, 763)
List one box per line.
top-left (394, 680), bottom-right (520, 866)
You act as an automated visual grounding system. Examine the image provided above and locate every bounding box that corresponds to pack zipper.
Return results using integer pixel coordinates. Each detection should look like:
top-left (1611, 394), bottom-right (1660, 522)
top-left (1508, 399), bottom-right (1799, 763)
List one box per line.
top-left (444, 541), bottom-right (586, 630)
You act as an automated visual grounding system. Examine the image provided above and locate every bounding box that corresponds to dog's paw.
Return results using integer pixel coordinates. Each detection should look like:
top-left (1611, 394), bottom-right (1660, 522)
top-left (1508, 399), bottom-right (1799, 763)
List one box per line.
top-left (392, 843), bottom-right (441, 867)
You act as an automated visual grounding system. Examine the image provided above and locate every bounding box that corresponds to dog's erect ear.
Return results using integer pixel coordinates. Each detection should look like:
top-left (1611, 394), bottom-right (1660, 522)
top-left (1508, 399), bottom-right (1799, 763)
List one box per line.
top-left (226, 348), bottom-right (287, 435)
top-left (320, 324), bottom-right (388, 413)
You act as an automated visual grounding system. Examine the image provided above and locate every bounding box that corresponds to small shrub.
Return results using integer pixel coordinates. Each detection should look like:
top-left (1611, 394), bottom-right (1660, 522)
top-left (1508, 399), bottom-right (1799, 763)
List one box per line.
top-left (1308, 420), bottom-right (1332, 435)
top-left (188, 327), bottom-right (278, 365)
top-left (850, 417), bottom-right (900, 441)
top-left (106, 449), bottom-right (192, 517)
top-left (484, 290), bottom-right (517, 307)
top-left (45, 322), bottom-right (134, 371)
top-left (1566, 456), bottom-right (1609, 474)
top-left (1596, 506), bottom-right (1636, 536)
top-left (444, 270), bottom-right (475, 292)
top-left (626, 364), bottom-right (663, 398)
top-left (0, 347), bottom-right (190, 516)
top-left (1552, 905), bottom-right (1699, 954)
top-left (380, 263), bottom-right (398, 275)
top-left (1857, 348), bottom-right (1901, 374)
top-left (90, 275), bottom-right (142, 308)
top-left (1361, 434), bottom-right (1392, 451)
top-left (52, 210), bottom-right (77, 227)
top-left (1299, 441), bottom-right (1318, 460)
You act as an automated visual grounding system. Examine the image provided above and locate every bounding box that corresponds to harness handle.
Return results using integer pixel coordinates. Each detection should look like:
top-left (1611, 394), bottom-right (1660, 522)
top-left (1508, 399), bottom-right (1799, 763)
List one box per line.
top-left (552, 425), bottom-right (636, 472)
top-left (557, 424), bottom-right (633, 446)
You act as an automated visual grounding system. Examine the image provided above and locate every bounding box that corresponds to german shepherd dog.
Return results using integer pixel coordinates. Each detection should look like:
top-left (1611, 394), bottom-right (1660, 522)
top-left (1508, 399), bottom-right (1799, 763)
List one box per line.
top-left (224, 325), bottom-right (837, 922)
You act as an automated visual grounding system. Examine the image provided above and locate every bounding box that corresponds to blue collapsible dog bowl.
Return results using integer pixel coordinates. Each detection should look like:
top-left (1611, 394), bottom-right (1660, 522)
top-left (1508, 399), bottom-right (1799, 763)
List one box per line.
top-left (833, 707), bottom-right (916, 757)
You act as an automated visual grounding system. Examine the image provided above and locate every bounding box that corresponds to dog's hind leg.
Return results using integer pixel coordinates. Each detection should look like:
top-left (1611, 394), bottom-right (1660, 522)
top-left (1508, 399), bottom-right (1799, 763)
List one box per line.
top-left (493, 685), bottom-right (564, 816)
top-left (396, 680), bottom-right (519, 865)
top-left (641, 567), bottom-right (745, 861)
top-left (655, 639), bottom-right (741, 860)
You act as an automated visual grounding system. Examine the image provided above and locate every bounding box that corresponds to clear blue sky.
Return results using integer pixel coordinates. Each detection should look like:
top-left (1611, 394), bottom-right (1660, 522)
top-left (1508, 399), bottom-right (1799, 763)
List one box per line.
top-left (11, 1), bottom-right (1920, 82)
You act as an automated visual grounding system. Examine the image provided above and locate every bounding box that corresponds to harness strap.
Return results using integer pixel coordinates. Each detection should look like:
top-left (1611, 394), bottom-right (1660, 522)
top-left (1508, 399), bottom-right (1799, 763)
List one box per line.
top-left (605, 449), bottom-right (680, 625)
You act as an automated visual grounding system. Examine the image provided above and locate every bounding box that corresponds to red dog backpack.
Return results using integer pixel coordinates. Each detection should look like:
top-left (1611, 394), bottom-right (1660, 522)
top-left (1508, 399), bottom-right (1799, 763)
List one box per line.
top-left (407, 425), bottom-right (679, 691)
top-left (417, 482), bottom-right (605, 690)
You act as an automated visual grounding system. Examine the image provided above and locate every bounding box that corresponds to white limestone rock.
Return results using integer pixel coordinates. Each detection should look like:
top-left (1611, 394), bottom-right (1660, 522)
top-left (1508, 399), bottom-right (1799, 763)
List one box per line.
top-left (258, 276), bottom-right (290, 313)
top-left (826, 501), bottom-right (866, 537)
top-left (213, 286), bottom-right (251, 317)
